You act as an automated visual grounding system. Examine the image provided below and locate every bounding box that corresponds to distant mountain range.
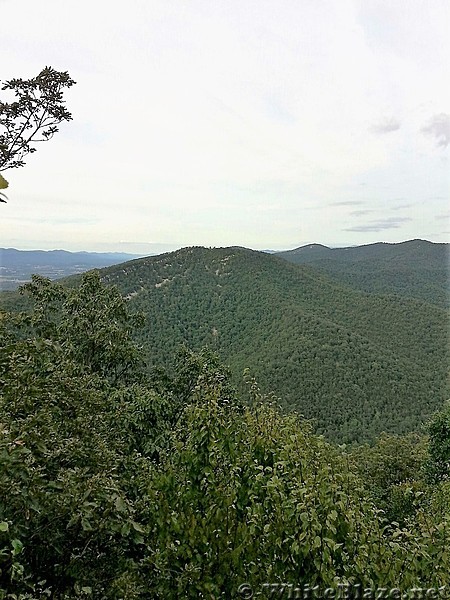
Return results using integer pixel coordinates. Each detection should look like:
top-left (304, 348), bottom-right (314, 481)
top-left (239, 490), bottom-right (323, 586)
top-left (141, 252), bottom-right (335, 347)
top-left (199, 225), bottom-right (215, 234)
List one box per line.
top-left (0, 248), bottom-right (143, 290)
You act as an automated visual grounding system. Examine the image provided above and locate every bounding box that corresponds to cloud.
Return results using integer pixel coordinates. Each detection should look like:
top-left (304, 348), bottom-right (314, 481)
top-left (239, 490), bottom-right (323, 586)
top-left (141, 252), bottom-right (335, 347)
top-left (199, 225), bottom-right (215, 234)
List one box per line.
top-left (344, 217), bottom-right (412, 232)
top-left (392, 203), bottom-right (413, 210)
top-left (421, 113), bottom-right (450, 148)
top-left (435, 213), bottom-right (450, 221)
top-left (5, 215), bottom-right (100, 225)
top-left (332, 200), bottom-right (365, 206)
top-left (369, 117), bottom-right (401, 134)
top-left (350, 209), bottom-right (374, 216)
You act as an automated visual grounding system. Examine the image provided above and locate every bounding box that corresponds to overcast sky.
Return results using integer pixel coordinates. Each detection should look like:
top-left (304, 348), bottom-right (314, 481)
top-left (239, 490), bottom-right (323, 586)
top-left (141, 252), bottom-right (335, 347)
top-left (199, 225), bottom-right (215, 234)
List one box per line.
top-left (1, 0), bottom-right (449, 253)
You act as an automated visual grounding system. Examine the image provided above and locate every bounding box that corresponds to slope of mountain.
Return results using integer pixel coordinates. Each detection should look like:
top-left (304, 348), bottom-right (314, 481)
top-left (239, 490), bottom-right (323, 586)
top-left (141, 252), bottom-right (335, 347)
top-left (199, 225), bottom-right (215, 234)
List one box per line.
top-left (97, 246), bottom-right (449, 443)
top-left (276, 239), bottom-right (449, 307)
top-left (0, 248), bottom-right (143, 290)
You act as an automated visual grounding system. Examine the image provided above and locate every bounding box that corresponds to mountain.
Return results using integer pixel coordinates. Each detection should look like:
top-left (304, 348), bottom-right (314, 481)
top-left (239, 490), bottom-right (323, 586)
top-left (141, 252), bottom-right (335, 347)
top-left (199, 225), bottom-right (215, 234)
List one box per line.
top-left (95, 245), bottom-right (449, 443)
top-left (275, 239), bottom-right (449, 307)
top-left (0, 248), bottom-right (143, 290)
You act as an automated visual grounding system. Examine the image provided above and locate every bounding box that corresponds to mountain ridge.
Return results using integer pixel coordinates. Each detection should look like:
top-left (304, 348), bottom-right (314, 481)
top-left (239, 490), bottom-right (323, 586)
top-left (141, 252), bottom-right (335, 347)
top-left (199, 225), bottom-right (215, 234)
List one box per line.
top-left (95, 244), bottom-right (449, 442)
top-left (276, 238), bottom-right (449, 307)
top-left (2, 241), bottom-right (447, 442)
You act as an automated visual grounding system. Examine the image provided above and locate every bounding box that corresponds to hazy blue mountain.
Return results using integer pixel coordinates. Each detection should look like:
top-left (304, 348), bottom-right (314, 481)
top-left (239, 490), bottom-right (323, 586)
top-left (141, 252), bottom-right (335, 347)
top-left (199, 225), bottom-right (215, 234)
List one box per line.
top-left (0, 248), bottom-right (144, 290)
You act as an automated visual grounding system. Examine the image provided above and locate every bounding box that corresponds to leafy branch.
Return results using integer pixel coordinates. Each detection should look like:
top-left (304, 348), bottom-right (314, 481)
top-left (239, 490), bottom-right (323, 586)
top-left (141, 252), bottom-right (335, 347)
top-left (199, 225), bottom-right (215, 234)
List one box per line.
top-left (0, 66), bottom-right (75, 201)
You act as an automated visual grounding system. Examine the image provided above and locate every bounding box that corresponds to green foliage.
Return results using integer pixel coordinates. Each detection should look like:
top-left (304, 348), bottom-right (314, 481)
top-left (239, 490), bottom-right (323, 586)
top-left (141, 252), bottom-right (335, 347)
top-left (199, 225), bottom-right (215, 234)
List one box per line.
top-left (19, 271), bottom-right (145, 383)
top-left (0, 173), bottom-right (7, 203)
top-left (0, 273), bottom-right (166, 597)
top-left (145, 377), bottom-right (449, 597)
top-left (350, 433), bottom-right (428, 524)
top-left (425, 400), bottom-right (450, 483)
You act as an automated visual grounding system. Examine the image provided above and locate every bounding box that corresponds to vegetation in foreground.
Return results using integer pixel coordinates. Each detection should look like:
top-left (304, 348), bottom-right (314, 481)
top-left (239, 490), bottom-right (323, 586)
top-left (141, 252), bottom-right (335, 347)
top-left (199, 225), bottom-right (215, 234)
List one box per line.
top-left (0, 272), bottom-right (449, 598)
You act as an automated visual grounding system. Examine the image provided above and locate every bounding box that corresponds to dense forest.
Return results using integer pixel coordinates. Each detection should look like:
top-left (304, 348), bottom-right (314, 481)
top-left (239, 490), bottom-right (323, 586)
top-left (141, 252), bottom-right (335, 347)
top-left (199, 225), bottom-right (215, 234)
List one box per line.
top-left (92, 245), bottom-right (448, 443)
top-left (0, 270), bottom-right (449, 598)
top-left (1, 244), bottom-right (448, 444)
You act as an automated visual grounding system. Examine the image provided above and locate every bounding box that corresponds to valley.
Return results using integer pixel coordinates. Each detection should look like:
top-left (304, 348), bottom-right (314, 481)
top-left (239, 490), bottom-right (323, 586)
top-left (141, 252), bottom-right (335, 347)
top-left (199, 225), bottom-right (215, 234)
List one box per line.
top-left (0, 248), bottom-right (142, 290)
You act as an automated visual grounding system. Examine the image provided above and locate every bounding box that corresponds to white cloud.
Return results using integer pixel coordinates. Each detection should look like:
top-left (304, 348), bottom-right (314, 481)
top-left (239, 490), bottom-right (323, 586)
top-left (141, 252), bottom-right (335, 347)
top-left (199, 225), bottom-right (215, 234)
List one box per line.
top-left (422, 113), bottom-right (450, 148)
top-left (369, 117), bottom-right (401, 134)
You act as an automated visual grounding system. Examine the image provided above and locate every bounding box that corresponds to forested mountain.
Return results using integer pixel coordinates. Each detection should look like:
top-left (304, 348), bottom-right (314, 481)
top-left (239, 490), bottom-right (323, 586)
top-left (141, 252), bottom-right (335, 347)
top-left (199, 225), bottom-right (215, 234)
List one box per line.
top-left (276, 239), bottom-right (449, 307)
top-left (95, 246), bottom-right (449, 442)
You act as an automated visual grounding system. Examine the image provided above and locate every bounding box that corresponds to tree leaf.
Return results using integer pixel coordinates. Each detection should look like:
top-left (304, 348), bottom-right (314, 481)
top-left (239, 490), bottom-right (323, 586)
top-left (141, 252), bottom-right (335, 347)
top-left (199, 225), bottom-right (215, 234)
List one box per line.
top-left (0, 173), bottom-right (8, 189)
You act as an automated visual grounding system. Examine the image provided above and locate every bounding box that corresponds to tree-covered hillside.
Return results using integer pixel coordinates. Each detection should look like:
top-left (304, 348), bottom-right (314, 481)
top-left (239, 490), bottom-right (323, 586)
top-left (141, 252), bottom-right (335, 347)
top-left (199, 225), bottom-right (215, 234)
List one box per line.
top-left (276, 239), bottom-right (449, 307)
top-left (98, 246), bottom-right (449, 442)
top-left (1, 272), bottom-right (449, 598)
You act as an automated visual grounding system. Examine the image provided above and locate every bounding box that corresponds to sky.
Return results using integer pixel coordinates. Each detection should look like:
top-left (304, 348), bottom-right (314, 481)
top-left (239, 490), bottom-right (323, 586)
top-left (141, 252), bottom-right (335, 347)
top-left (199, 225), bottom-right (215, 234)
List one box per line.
top-left (1, 0), bottom-right (449, 253)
